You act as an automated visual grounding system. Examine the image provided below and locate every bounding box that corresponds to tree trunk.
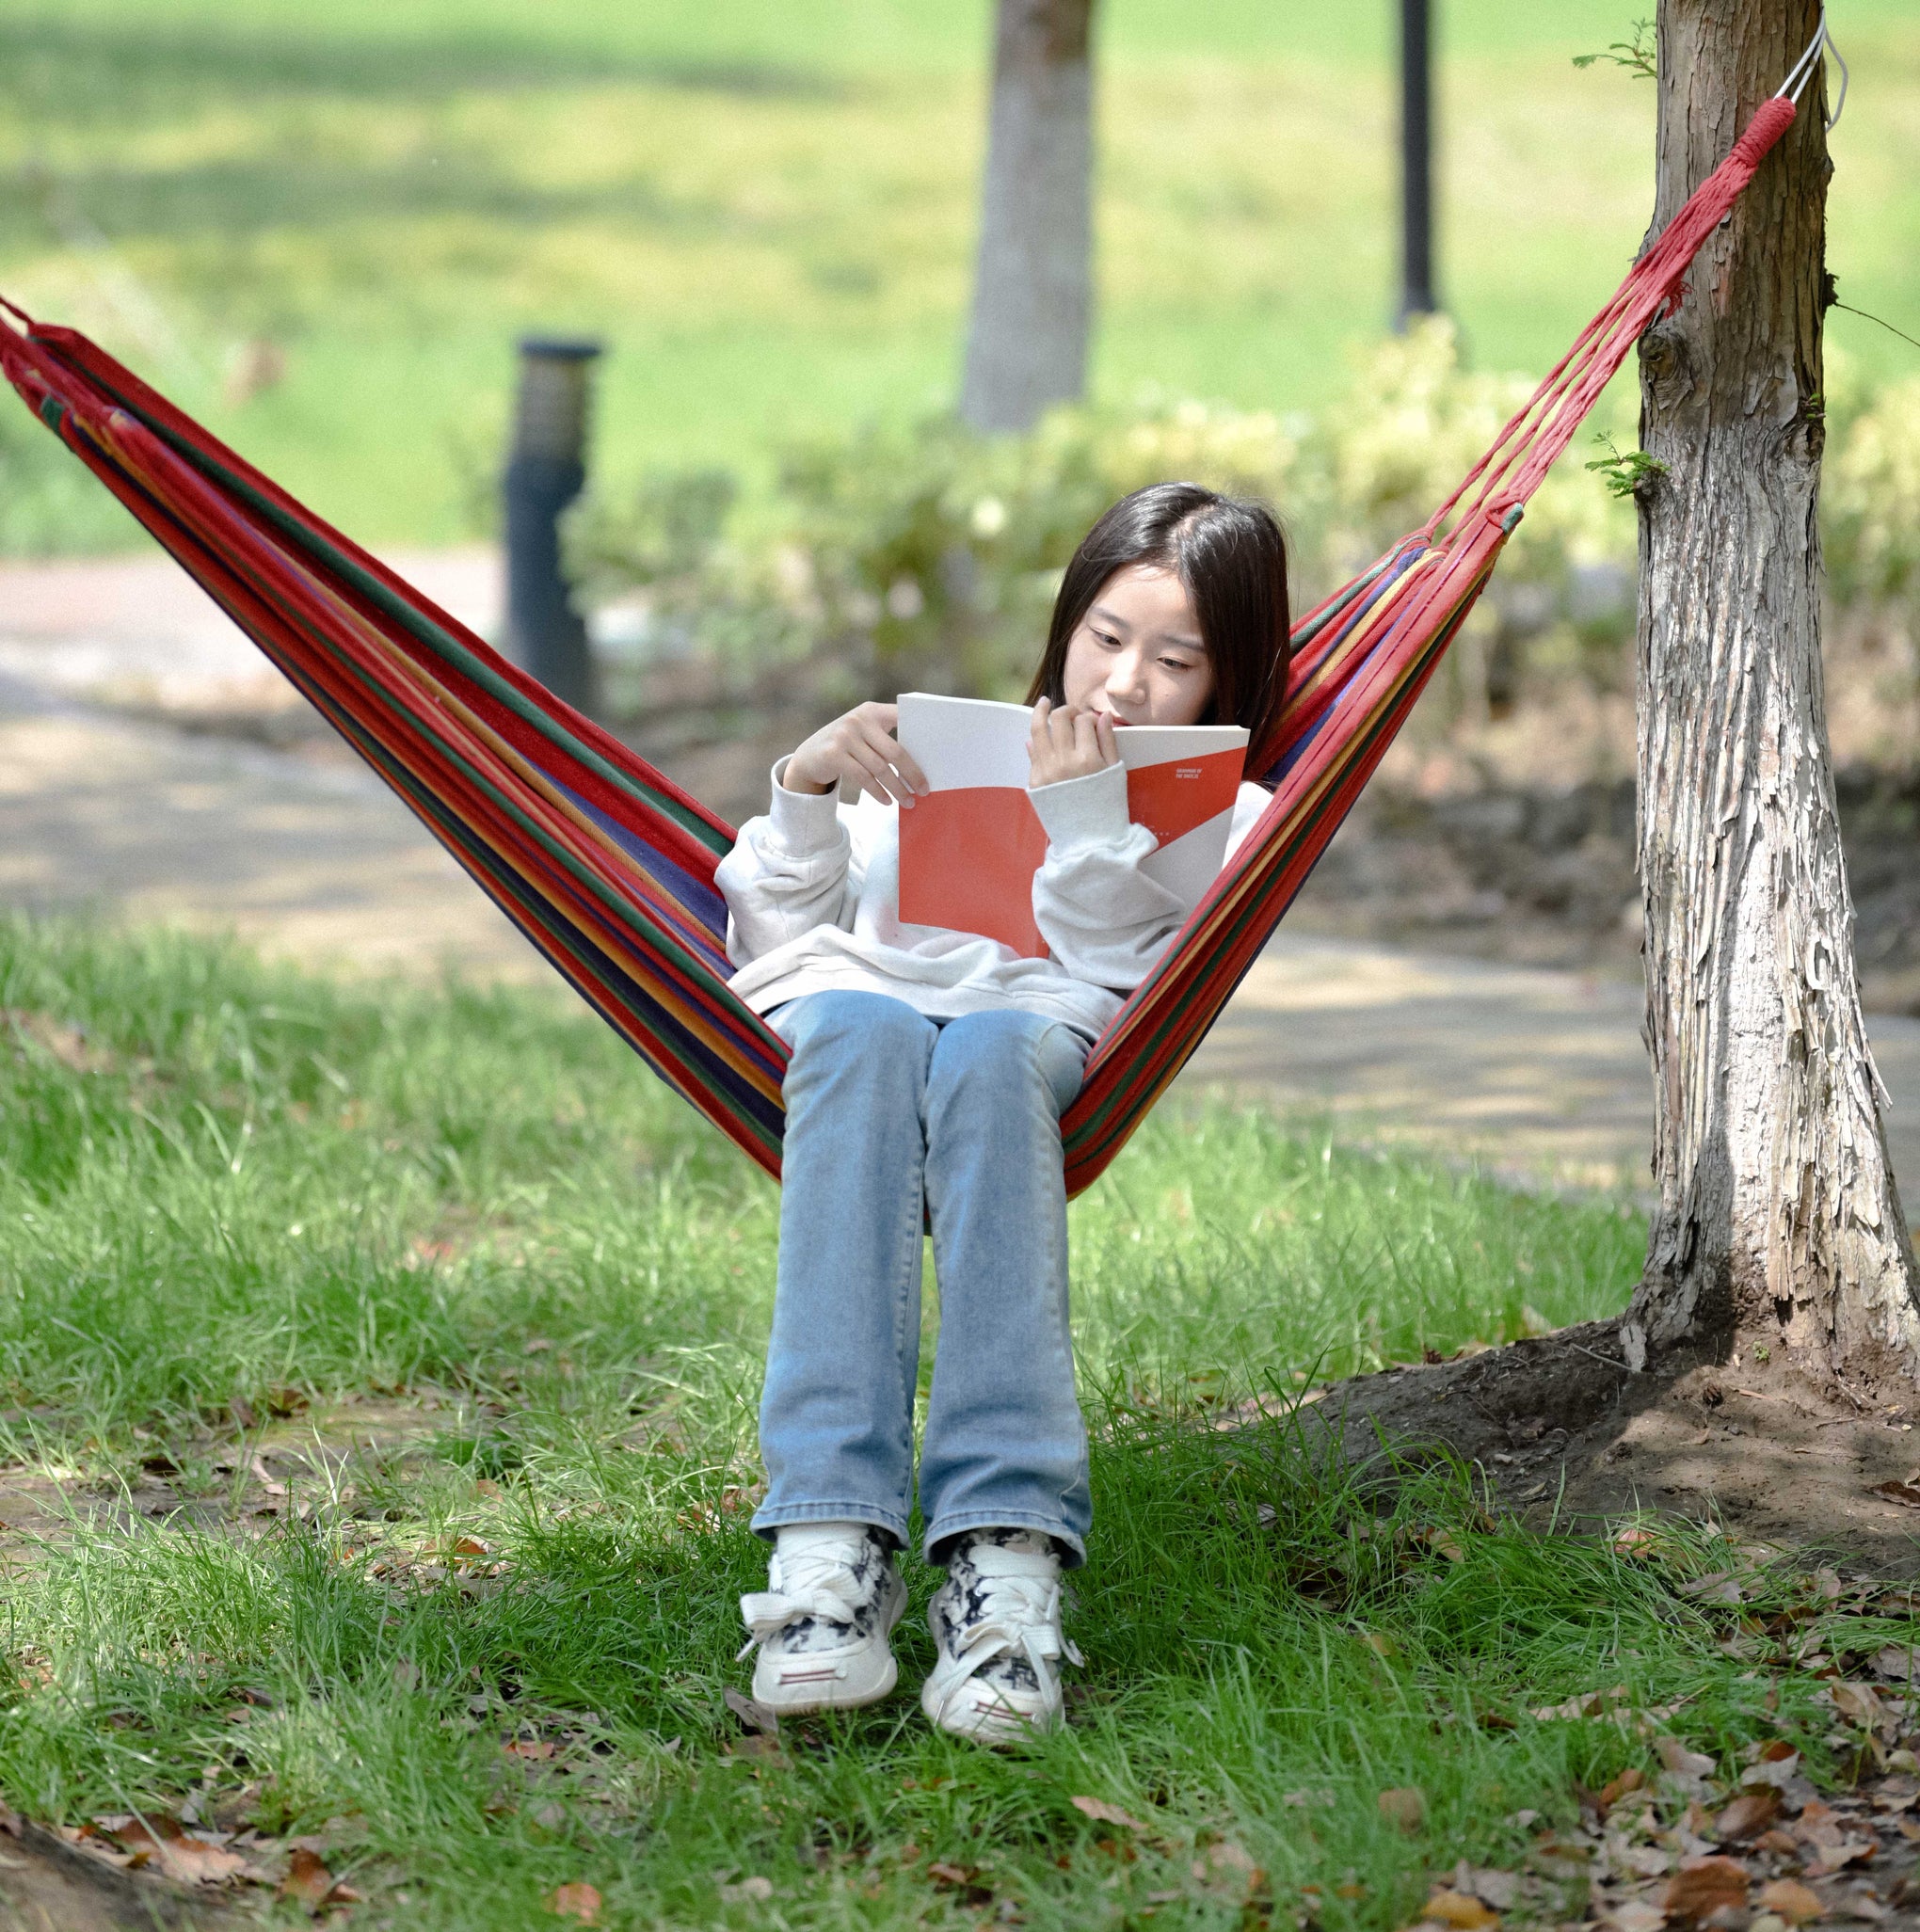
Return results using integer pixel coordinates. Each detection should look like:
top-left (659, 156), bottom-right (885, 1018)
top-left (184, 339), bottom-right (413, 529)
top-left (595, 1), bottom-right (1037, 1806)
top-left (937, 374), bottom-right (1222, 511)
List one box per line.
top-left (958, 0), bottom-right (1094, 435)
top-left (1623, 0), bottom-right (1920, 1393)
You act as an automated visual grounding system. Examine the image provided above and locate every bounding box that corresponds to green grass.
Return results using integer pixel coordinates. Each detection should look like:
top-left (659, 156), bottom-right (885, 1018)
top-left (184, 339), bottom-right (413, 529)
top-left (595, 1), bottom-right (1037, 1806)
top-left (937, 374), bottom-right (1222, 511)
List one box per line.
top-left (1, 1), bottom-right (1915, 551)
top-left (2, 912), bottom-right (1915, 1927)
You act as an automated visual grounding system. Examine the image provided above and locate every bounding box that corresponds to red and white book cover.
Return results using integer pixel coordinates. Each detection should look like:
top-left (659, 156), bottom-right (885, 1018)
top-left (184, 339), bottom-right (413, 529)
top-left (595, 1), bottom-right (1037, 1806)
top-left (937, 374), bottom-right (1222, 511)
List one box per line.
top-left (894, 693), bottom-right (1249, 959)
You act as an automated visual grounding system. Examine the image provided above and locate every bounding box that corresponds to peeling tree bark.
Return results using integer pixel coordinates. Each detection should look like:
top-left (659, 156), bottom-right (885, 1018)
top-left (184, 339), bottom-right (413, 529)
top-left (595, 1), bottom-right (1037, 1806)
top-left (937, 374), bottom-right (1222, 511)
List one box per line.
top-left (958, 0), bottom-right (1095, 435)
top-left (1623, 0), bottom-right (1920, 1391)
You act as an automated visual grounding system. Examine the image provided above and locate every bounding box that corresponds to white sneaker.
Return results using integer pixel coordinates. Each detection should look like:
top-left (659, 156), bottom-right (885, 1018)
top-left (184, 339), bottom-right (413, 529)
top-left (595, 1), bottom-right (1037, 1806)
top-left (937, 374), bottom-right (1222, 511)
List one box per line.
top-left (920, 1530), bottom-right (1081, 1744)
top-left (737, 1523), bottom-right (906, 1713)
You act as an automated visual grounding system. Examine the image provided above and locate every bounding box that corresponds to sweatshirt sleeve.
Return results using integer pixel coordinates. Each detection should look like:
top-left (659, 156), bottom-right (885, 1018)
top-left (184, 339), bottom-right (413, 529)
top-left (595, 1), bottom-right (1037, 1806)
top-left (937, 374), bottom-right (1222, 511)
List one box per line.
top-left (1027, 761), bottom-right (1190, 993)
top-left (714, 760), bottom-right (858, 969)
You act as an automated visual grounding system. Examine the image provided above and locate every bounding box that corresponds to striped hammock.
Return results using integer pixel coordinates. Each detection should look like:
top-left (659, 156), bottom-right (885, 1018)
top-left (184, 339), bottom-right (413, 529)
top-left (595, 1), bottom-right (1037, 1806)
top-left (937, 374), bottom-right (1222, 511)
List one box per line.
top-left (0, 99), bottom-right (1795, 1199)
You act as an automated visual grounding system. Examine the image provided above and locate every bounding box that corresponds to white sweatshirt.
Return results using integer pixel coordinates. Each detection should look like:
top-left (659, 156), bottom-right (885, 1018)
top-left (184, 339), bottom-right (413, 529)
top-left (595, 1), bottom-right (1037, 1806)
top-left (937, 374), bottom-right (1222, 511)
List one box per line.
top-left (715, 758), bottom-right (1271, 1039)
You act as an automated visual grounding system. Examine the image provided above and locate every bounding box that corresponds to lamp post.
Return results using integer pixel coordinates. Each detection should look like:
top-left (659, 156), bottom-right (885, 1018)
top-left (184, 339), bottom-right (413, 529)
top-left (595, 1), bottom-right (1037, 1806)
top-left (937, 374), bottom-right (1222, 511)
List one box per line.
top-left (504, 336), bottom-right (601, 711)
top-left (1398, 0), bottom-right (1438, 326)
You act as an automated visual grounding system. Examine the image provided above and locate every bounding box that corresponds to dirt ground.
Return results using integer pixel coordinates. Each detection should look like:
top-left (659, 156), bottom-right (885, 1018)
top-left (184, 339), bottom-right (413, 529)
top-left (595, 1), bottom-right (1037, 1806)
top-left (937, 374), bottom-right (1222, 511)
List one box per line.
top-left (1296, 1327), bottom-right (1920, 1576)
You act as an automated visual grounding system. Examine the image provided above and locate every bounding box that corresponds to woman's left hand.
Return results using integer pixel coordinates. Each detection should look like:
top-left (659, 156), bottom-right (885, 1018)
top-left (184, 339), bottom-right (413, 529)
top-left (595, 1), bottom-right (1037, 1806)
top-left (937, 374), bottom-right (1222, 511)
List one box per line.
top-left (1027, 697), bottom-right (1119, 790)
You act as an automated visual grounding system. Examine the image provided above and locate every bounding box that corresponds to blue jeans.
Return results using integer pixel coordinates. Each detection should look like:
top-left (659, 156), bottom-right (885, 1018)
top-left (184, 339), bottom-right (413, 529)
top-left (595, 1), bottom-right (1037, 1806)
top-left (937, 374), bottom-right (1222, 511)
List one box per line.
top-left (753, 990), bottom-right (1091, 1567)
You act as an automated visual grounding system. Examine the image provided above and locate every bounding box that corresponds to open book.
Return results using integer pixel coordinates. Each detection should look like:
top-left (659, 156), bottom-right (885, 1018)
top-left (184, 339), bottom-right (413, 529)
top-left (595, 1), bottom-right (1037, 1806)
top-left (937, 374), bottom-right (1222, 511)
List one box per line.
top-left (893, 693), bottom-right (1249, 958)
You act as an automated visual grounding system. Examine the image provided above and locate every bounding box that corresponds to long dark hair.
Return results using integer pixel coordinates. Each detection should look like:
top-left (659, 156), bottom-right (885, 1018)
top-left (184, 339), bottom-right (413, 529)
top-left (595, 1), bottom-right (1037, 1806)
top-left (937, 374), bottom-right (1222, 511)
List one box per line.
top-left (1026, 483), bottom-right (1291, 758)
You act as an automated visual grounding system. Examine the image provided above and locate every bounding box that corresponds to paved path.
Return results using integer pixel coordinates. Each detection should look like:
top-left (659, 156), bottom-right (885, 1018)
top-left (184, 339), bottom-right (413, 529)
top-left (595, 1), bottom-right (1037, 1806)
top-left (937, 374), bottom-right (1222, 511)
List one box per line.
top-left (7, 550), bottom-right (1920, 1197)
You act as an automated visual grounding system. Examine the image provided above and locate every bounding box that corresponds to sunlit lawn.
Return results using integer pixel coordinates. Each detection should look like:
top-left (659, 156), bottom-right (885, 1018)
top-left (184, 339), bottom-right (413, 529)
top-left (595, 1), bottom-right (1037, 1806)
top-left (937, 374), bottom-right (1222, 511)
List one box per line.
top-left (1, 0), bottom-right (1915, 551)
top-left (3, 914), bottom-right (1915, 1927)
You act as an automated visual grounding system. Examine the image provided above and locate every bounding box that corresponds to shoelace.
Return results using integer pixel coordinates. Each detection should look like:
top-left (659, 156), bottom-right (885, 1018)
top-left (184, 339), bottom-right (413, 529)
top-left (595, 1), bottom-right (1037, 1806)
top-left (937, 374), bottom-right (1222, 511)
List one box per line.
top-left (736, 1541), bottom-right (874, 1662)
top-left (939, 1571), bottom-right (1084, 1698)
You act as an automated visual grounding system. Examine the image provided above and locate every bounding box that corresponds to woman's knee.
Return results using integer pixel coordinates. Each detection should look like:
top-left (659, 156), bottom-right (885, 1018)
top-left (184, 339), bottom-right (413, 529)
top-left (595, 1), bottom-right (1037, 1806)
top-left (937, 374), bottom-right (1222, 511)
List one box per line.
top-left (776, 993), bottom-right (937, 1110)
top-left (927, 1012), bottom-right (1087, 1120)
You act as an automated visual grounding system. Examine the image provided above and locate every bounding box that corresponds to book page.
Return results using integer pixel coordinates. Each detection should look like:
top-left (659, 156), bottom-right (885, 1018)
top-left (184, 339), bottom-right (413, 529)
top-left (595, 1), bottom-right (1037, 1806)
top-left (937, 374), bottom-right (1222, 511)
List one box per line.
top-left (894, 694), bottom-right (1249, 956)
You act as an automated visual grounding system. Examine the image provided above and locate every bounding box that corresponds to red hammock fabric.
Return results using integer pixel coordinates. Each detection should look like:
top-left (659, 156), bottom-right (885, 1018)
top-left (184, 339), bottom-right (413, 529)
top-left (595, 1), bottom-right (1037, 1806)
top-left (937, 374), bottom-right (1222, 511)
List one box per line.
top-left (0, 97), bottom-right (1796, 1195)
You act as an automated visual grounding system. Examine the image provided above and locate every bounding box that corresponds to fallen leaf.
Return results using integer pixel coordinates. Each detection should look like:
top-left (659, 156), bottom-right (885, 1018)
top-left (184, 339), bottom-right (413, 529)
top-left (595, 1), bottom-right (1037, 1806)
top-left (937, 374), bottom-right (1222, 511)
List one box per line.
top-left (1070, 1796), bottom-right (1147, 1831)
top-left (723, 1687), bottom-right (779, 1736)
top-left (927, 1860), bottom-right (981, 1888)
top-left (1605, 1905), bottom-right (1668, 1932)
top-left (1601, 1767), bottom-right (1647, 1811)
top-left (1870, 1480), bottom-right (1920, 1509)
top-left (1379, 1787), bottom-right (1426, 1831)
top-left (719, 1876), bottom-right (774, 1904)
top-left (1660, 1855), bottom-right (1749, 1925)
top-left (548, 1880), bottom-right (601, 1923)
top-left (279, 1847), bottom-right (336, 1909)
top-left (110, 1815), bottom-right (248, 1886)
top-left (1612, 1527), bottom-right (1660, 1559)
top-left (1423, 1888), bottom-right (1498, 1929)
top-left (1831, 1681), bottom-right (1887, 1729)
top-left (1676, 1572), bottom-right (1746, 1605)
top-left (449, 1536), bottom-right (491, 1559)
top-left (504, 1739), bottom-right (554, 1762)
top-left (1615, 1844), bottom-right (1673, 1878)
top-left (1802, 1839), bottom-right (1877, 1878)
top-left (1757, 1879), bottom-right (1826, 1924)
top-left (1716, 1791), bottom-right (1781, 1842)
top-left (1453, 1866), bottom-right (1519, 1910)
top-left (1201, 1840), bottom-right (1260, 1877)
top-left (1741, 1749), bottom-right (1801, 1789)
top-left (1533, 1685), bottom-right (1632, 1722)
top-left (1654, 1736), bottom-right (1716, 1780)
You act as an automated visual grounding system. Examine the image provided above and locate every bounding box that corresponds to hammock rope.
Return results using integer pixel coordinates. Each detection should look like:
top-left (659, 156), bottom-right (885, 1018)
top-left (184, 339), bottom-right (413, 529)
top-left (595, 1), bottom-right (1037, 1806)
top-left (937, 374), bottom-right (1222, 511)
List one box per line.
top-left (0, 94), bottom-right (1799, 1197)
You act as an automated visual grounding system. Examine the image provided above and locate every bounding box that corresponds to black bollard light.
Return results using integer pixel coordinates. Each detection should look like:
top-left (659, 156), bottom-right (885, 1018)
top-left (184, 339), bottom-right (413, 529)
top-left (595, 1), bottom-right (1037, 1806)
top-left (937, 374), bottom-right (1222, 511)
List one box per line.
top-left (1397, 0), bottom-right (1438, 327)
top-left (504, 335), bottom-right (602, 711)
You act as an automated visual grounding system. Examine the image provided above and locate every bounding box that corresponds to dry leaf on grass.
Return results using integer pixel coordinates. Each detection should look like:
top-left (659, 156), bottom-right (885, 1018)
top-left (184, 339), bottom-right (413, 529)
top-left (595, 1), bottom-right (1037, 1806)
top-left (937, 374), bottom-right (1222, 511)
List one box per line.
top-left (548, 1879), bottom-right (601, 1923)
top-left (1379, 1786), bottom-right (1426, 1831)
top-left (1532, 1685), bottom-right (1631, 1722)
top-left (1660, 1855), bottom-right (1749, 1925)
top-left (926, 1860), bottom-right (993, 1906)
top-left (723, 1687), bottom-right (779, 1736)
top-left (1451, 1865), bottom-right (1519, 1910)
top-left (1604, 1904), bottom-right (1668, 1932)
top-left (1069, 1796), bottom-right (1147, 1831)
top-left (1757, 1878), bottom-right (1827, 1924)
top-left (1197, 1840), bottom-right (1260, 1879)
top-left (1741, 1745), bottom-right (1801, 1789)
top-left (276, 1845), bottom-right (358, 1912)
top-left (110, 1814), bottom-right (248, 1886)
top-left (1422, 1887), bottom-right (1499, 1928)
top-left (719, 1876), bottom-right (774, 1904)
top-left (1654, 1736), bottom-right (1716, 1780)
top-left (1829, 1682), bottom-right (1887, 1728)
top-left (1715, 1791), bottom-right (1782, 1841)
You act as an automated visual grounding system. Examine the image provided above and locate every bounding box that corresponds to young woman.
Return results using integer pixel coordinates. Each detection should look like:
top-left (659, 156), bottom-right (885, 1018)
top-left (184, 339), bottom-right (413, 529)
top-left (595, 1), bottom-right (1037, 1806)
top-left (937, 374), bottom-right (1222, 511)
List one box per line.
top-left (715, 482), bottom-right (1290, 1743)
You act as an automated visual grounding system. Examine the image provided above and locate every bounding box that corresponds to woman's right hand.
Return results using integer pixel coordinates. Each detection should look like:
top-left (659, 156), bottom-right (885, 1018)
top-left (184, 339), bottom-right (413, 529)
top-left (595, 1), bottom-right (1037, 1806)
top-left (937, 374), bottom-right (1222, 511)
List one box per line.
top-left (782, 702), bottom-right (930, 807)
